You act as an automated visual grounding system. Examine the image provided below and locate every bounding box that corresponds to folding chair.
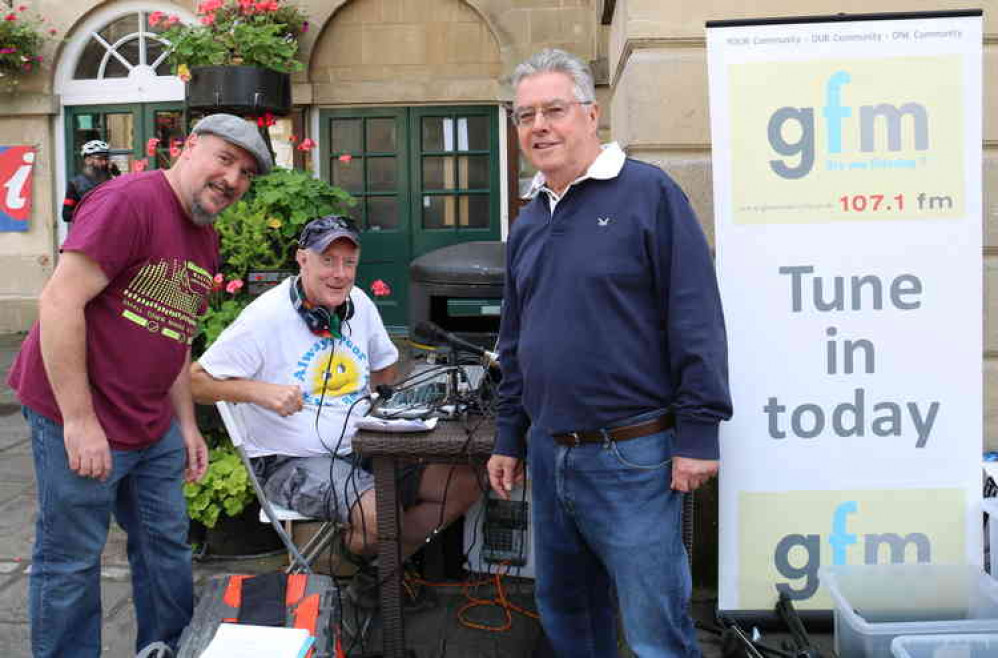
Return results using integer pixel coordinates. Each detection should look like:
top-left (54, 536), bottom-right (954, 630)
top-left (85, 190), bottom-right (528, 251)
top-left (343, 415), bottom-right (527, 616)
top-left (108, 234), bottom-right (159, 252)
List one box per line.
top-left (215, 401), bottom-right (340, 574)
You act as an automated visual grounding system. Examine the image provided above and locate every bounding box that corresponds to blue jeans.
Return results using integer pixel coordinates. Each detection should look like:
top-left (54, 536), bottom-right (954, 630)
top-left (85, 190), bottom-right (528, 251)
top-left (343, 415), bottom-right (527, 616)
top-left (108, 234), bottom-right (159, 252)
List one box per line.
top-left (528, 419), bottom-right (699, 658)
top-left (24, 407), bottom-right (193, 658)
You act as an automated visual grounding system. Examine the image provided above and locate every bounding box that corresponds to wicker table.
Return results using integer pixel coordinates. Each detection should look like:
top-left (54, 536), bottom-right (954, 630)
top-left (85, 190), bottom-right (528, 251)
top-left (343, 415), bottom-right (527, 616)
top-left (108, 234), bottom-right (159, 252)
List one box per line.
top-left (353, 417), bottom-right (495, 658)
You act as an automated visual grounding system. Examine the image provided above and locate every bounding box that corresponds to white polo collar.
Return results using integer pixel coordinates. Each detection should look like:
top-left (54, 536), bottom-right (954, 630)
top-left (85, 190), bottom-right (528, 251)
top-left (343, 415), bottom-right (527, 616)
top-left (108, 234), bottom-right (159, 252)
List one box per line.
top-left (524, 142), bottom-right (626, 201)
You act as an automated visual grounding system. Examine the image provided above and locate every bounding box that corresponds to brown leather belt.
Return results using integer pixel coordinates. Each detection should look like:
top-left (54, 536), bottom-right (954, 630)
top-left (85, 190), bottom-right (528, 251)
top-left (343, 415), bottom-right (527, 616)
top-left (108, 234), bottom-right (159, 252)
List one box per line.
top-left (552, 414), bottom-right (674, 446)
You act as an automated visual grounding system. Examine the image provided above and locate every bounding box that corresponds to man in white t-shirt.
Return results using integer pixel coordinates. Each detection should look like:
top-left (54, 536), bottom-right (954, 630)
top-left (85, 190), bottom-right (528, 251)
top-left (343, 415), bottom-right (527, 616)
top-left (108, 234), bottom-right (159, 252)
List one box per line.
top-left (191, 215), bottom-right (481, 562)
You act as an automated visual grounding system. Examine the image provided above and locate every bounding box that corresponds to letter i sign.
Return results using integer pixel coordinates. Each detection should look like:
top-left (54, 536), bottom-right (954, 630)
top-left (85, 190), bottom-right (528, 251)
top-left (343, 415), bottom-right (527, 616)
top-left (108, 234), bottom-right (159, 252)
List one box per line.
top-left (0, 146), bottom-right (36, 232)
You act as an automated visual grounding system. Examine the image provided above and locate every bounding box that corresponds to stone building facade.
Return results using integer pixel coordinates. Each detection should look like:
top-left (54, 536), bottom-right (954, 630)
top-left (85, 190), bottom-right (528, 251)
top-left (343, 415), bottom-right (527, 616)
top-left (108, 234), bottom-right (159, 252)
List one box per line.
top-left (2, 0), bottom-right (997, 443)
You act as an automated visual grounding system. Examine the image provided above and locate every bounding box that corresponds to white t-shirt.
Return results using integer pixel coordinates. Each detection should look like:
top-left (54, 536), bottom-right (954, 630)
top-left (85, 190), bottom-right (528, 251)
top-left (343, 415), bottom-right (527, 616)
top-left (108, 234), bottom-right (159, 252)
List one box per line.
top-left (199, 278), bottom-right (398, 458)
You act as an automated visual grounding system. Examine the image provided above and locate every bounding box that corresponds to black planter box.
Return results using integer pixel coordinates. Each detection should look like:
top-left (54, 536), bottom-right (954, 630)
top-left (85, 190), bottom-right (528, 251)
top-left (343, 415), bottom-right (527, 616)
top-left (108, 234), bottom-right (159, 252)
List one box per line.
top-left (186, 65), bottom-right (291, 116)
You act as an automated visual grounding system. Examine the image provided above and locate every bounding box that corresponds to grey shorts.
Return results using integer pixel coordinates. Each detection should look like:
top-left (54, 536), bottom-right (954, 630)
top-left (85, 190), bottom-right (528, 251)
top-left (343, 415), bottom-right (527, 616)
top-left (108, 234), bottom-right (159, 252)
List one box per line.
top-left (252, 454), bottom-right (425, 524)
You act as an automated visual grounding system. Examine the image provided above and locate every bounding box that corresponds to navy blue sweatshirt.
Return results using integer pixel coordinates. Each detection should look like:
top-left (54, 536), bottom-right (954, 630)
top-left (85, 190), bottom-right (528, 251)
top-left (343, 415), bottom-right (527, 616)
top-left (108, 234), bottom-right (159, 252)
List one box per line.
top-left (494, 155), bottom-right (732, 460)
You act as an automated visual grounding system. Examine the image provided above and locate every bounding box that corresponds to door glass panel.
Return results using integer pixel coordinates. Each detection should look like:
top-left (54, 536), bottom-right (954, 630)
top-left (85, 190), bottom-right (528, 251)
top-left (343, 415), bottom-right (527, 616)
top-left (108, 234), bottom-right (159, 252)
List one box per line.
top-left (368, 196), bottom-right (399, 230)
top-left (423, 196), bottom-right (456, 229)
top-left (366, 119), bottom-right (396, 153)
top-left (72, 114), bottom-right (102, 155)
top-left (465, 115), bottom-right (489, 150)
top-left (422, 156), bottom-right (458, 190)
top-left (458, 155), bottom-right (489, 189)
top-left (463, 195), bottom-right (489, 228)
top-left (333, 157), bottom-right (363, 193)
top-left (152, 111), bottom-right (183, 169)
top-left (367, 157), bottom-right (396, 192)
top-left (332, 119), bottom-right (362, 154)
top-left (421, 116), bottom-right (451, 151)
top-left (106, 114), bottom-right (134, 150)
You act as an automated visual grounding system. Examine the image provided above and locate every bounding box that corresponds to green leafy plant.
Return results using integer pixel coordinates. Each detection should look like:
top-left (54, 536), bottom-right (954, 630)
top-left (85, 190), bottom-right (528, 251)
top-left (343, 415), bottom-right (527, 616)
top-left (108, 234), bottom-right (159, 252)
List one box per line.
top-left (153, 0), bottom-right (308, 75)
top-left (186, 167), bottom-right (354, 528)
top-left (0, 5), bottom-right (58, 91)
top-left (184, 442), bottom-right (254, 528)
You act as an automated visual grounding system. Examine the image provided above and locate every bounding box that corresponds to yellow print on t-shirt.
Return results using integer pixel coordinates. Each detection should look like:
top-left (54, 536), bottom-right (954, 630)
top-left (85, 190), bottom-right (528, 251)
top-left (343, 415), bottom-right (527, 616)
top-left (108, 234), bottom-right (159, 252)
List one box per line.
top-left (120, 259), bottom-right (212, 343)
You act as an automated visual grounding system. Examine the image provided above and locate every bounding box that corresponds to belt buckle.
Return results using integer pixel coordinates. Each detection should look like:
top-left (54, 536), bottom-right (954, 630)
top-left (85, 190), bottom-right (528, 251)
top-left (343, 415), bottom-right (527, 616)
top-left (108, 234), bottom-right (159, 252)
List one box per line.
top-left (569, 431), bottom-right (581, 447)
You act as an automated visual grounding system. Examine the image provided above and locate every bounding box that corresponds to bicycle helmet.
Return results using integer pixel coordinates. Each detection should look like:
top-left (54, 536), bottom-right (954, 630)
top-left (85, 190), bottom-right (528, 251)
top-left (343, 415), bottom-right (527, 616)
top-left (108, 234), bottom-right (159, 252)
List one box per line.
top-left (80, 140), bottom-right (110, 157)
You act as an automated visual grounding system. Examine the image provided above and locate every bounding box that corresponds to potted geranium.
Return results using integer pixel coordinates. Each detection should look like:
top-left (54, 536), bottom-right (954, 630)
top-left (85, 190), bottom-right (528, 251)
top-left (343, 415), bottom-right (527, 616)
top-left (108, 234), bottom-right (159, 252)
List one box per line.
top-left (0, 4), bottom-right (58, 91)
top-left (153, 0), bottom-right (308, 116)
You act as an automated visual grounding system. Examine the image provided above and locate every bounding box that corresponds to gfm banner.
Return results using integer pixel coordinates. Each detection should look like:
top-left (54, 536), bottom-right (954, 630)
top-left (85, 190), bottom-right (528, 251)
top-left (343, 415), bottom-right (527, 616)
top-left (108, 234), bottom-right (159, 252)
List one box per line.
top-left (706, 11), bottom-right (983, 613)
top-left (0, 146), bottom-right (35, 232)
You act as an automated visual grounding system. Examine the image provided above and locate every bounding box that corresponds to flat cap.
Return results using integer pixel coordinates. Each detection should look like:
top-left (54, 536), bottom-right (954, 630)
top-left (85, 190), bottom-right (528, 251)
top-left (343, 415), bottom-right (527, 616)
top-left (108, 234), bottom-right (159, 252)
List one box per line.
top-left (191, 113), bottom-right (273, 176)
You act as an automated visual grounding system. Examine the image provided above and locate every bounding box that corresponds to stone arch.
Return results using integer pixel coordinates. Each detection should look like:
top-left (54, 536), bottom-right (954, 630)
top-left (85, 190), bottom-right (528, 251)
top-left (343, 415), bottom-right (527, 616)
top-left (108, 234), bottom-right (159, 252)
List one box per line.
top-left (306, 0), bottom-right (503, 104)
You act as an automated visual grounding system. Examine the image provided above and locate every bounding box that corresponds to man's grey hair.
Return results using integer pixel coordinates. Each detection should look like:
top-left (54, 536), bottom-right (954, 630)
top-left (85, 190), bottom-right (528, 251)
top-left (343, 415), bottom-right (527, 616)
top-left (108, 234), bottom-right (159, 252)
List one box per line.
top-left (511, 49), bottom-right (596, 103)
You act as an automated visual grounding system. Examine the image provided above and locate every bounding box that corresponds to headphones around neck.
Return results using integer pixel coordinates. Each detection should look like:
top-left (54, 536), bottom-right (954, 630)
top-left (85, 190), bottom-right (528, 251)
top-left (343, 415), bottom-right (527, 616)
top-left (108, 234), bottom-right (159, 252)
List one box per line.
top-left (289, 275), bottom-right (354, 339)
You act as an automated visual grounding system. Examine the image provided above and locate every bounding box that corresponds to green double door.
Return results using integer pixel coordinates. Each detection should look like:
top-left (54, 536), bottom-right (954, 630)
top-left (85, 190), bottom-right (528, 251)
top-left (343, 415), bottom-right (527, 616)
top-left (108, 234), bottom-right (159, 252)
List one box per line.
top-left (64, 103), bottom-right (186, 181)
top-left (321, 106), bottom-right (501, 333)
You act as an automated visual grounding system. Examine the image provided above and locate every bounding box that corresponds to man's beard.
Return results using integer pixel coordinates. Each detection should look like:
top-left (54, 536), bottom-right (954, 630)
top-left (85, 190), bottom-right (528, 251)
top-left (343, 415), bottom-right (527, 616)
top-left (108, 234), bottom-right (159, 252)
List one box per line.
top-left (190, 199), bottom-right (220, 226)
top-left (190, 183), bottom-right (235, 226)
top-left (85, 166), bottom-right (111, 183)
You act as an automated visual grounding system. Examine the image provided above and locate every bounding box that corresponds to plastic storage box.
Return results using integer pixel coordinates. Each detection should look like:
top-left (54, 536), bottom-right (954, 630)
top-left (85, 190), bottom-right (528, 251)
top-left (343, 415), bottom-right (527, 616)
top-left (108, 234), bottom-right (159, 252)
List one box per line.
top-left (821, 564), bottom-right (998, 657)
top-left (891, 633), bottom-right (998, 657)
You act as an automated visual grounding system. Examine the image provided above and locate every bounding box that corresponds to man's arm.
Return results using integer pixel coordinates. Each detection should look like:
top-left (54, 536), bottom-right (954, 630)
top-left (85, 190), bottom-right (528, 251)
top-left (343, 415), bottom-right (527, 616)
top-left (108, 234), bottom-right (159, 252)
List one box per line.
top-left (38, 251), bottom-right (111, 480)
top-left (190, 361), bottom-right (304, 417)
top-left (62, 180), bottom-right (79, 223)
top-left (169, 350), bottom-right (208, 483)
top-left (370, 363), bottom-right (397, 389)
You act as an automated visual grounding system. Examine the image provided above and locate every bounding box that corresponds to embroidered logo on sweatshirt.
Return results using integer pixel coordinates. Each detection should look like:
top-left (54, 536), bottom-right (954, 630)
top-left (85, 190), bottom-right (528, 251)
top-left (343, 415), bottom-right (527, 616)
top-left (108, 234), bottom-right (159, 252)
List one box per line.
top-left (597, 216), bottom-right (611, 227)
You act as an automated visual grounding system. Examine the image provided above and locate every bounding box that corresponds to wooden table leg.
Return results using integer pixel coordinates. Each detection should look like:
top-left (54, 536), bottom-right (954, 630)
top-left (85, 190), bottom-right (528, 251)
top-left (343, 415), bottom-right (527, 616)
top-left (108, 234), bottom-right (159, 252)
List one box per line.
top-left (373, 456), bottom-right (406, 658)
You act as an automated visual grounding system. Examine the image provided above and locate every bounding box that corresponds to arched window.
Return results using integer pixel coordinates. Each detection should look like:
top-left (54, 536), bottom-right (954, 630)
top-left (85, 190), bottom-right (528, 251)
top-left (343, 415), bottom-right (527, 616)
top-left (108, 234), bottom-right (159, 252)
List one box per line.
top-left (72, 10), bottom-right (172, 80)
top-left (55, 2), bottom-right (195, 105)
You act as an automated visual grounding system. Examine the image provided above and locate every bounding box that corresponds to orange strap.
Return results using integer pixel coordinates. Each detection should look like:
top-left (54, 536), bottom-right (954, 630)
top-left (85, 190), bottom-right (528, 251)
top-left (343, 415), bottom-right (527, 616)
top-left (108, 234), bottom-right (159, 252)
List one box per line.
top-left (221, 574), bottom-right (252, 623)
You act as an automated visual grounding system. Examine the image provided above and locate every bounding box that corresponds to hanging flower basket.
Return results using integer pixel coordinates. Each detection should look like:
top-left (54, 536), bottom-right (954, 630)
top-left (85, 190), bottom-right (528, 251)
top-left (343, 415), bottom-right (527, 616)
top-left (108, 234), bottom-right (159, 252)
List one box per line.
top-left (186, 64), bottom-right (291, 116)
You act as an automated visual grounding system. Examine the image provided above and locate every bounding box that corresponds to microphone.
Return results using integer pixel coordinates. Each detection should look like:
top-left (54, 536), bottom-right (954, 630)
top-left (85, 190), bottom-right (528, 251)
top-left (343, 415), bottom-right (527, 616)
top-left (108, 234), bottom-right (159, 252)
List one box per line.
top-left (414, 320), bottom-right (499, 365)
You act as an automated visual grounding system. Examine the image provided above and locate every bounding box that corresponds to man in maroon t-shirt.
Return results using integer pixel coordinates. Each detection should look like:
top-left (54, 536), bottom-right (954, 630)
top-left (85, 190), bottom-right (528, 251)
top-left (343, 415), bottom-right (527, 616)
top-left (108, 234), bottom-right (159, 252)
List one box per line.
top-left (7, 114), bottom-right (271, 658)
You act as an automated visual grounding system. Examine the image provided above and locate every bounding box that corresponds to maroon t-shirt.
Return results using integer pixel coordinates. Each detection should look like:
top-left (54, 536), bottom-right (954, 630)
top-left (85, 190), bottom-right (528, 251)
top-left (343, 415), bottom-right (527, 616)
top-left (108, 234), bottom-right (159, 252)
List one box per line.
top-left (7, 171), bottom-right (219, 450)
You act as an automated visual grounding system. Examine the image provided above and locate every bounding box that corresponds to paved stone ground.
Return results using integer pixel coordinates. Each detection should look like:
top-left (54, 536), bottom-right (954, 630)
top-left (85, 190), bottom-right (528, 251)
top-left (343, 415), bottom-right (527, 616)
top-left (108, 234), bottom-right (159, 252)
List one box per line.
top-left (0, 332), bottom-right (834, 657)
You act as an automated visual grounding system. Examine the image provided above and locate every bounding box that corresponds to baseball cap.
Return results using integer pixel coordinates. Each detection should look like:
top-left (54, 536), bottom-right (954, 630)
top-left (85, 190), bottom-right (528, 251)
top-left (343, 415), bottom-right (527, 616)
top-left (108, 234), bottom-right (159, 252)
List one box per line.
top-left (191, 113), bottom-right (273, 175)
top-left (298, 215), bottom-right (361, 252)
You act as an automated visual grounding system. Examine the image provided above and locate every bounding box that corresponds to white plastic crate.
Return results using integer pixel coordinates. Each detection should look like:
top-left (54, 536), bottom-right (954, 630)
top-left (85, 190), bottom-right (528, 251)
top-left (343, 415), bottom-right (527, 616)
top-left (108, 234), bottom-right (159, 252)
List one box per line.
top-left (821, 564), bottom-right (998, 657)
top-left (891, 633), bottom-right (998, 657)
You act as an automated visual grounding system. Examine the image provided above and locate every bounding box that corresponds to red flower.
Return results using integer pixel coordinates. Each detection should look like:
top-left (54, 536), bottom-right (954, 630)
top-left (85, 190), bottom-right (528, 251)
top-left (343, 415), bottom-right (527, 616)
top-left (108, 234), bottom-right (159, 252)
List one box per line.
top-left (288, 134), bottom-right (299, 144)
top-left (256, 112), bottom-right (275, 128)
top-left (212, 273), bottom-right (224, 291)
top-left (199, 13), bottom-right (216, 26)
top-left (297, 138), bottom-right (316, 151)
top-left (145, 137), bottom-right (160, 157)
top-left (337, 153), bottom-right (352, 163)
top-left (148, 10), bottom-right (165, 27)
top-left (370, 279), bottom-right (392, 297)
top-left (169, 139), bottom-right (183, 159)
top-left (17, 5), bottom-right (27, 11)
top-left (163, 15), bottom-right (179, 27)
top-left (225, 279), bottom-right (244, 294)
top-left (4, 14), bottom-right (16, 21)
top-left (47, 28), bottom-right (57, 35)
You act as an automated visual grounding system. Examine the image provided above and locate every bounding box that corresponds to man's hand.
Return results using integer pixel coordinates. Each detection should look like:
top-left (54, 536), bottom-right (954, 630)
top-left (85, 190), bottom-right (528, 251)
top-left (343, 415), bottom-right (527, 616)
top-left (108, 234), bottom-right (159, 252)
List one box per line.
top-left (487, 455), bottom-right (524, 500)
top-left (671, 456), bottom-right (719, 493)
top-left (251, 382), bottom-right (304, 417)
top-left (63, 416), bottom-right (112, 481)
top-left (183, 430), bottom-right (209, 483)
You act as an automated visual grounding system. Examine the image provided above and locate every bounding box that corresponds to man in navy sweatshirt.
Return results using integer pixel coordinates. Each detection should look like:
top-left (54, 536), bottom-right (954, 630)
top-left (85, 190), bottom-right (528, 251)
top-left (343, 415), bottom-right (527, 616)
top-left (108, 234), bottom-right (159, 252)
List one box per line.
top-left (487, 49), bottom-right (732, 657)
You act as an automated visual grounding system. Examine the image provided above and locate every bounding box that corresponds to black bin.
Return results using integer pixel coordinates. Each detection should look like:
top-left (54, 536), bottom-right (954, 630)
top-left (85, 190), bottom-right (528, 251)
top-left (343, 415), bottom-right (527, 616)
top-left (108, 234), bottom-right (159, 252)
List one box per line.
top-left (409, 241), bottom-right (504, 347)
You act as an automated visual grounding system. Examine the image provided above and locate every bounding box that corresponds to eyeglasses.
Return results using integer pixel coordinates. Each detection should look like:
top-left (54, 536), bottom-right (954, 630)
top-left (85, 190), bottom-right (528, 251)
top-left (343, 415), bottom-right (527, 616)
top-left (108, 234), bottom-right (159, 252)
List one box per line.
top-left (299, 215), bottom-right (359, 247)
top-left (511, 101), bottom-right (592, 127)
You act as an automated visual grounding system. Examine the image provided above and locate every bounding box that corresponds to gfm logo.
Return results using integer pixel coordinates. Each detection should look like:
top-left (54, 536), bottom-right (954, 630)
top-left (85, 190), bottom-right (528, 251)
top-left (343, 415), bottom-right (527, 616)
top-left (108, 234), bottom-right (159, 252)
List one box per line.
top-left (767, 71), bottom-right (929, 180)
top-left (773, 500), bottom-right (931, 600)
